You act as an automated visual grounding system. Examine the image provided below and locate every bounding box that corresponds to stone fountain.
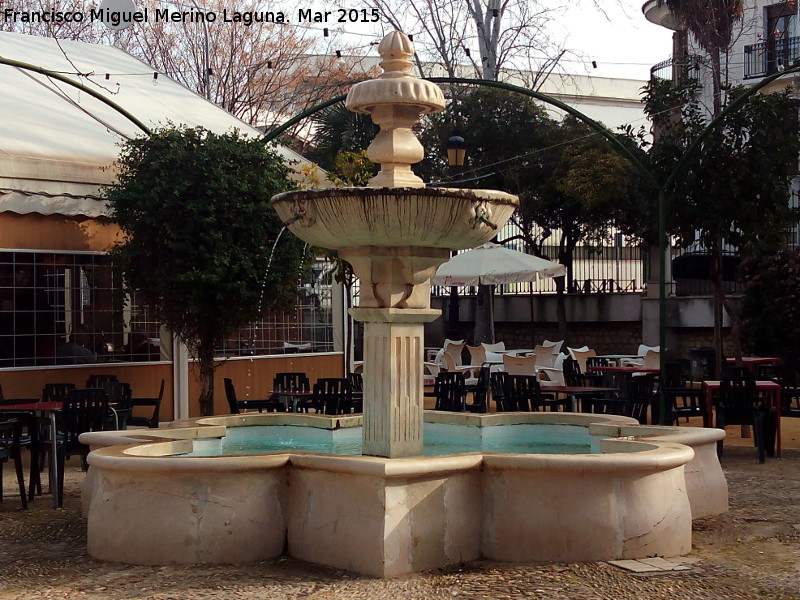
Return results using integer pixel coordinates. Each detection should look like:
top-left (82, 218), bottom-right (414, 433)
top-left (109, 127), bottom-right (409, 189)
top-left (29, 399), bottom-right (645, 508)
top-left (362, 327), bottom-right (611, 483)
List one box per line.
top-left (79, 32), bottom-right (728, 576)
top-left (271, 31), bottom-right (518, 458)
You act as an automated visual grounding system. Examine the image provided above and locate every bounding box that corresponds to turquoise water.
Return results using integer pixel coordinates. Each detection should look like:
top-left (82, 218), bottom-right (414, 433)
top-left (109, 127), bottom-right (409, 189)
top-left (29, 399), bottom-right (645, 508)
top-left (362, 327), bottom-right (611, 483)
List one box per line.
top-left (180, 423), bottom-right (599, 457)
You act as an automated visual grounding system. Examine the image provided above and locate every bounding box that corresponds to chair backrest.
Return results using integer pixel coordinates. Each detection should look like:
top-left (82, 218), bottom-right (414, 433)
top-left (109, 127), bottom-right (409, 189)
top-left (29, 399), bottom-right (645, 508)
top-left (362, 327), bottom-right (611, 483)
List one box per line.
top-left (312, 377), bottom-right (353, 415)
top-left (466, 344), bottom-right (486, 365)
top-left (223, 378), bottom-right (240, 414)
top-left (542, 339), bottom-right (564, 354)
top-left (42, 382), bottom-right (76, 403)
top-left (481, 341), bottom-right (505, 353)
top-left (273, 372), bottom-right (310, 393)
top-left (443, 341), bottom-right (465, 367)
top-left (503, 354), bottom-right (537, 375)
top-left (537, 367), bottom-right (565, 386)
top-left (586, 356), bottom-right (612, 373)
top-left (471, 366), bottom-right (491, 410)
top-left (567, 347), bottom-right (597, 373)
top-left (128, 379), bottom-right (165, 428)
top-left (637, 344), bottom-right (660, 357)
top-left (348, 372), bottom-right (363, 393)
top-left (61, 388), bottom-right (109, 452)
top-left (86, 374), bottom-right (118, 389)
top-left (626, 374), bottom-right (656, 424)
top-left (489, 371), bottom-right (509, 410)
top-left (104, 381), bottom-right (132, 410)
top-left (642, 349), bottom-right (660, 370)
top-left (433, 371), bottom-right (467, 412)
top-left (532, 345), bottom-right (558, 368)
top-left (719, 376), bottom-right (759, 422)
top-left (503, 374), bottom-right (544, 411)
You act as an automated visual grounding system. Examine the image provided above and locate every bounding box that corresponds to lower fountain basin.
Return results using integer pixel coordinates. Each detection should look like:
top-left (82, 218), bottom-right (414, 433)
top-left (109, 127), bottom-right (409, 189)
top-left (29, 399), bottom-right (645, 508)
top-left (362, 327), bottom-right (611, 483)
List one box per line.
top-left (81, 412), bottom-right (727, 576)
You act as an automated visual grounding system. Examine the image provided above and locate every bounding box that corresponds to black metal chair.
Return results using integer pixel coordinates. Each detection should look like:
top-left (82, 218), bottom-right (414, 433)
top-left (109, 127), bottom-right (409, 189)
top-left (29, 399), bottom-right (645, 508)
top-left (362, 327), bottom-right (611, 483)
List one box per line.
top-left (224, 378), bottom-right (285, 414)
top-left (348, 372), bottom-right (364, 413)
top-left (465, 366), bottom-right (490, 413)
top-left (104, 381), bottom-right (132, 430)
top-left (42, 383), bottom-right (76, 403)
top-left (433, 371), bottom-right (467, 412)
top-left (716, 376), bottom-right (775, 463)
top-left (489, 371), bottom-right (509, 412)
top-left (54, 388), bottom-right (109, 505)
top-left (129, 379), bottom-right (165, 428)
top-left (311, 378), bottom-right (354, 415)
top-left (0, 418), bottom-right (28, 509)
top-left (270, 372), bottom-right (311, 412)
top-left (625, 373), bottom-right (657, 424)
top-left (503, 374), bottom-right (566, 412)
top-left (563, 357), bottom-right (601, 387)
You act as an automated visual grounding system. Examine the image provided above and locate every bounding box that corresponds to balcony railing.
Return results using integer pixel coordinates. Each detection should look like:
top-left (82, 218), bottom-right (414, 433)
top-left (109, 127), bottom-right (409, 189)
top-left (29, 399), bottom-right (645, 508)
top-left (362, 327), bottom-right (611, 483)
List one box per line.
top-left (650, 55), bottom-right (701, 81)
top-left (744, 36), bottom-right (800, 79)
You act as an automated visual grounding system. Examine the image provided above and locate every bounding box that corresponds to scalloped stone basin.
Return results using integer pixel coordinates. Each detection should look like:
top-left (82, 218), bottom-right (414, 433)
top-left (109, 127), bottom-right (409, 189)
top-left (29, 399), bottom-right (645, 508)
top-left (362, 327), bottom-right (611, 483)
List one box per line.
top-left (81, 413), bottom-right (727, 577)
top-left (270, 187), bottom-right (519, 250)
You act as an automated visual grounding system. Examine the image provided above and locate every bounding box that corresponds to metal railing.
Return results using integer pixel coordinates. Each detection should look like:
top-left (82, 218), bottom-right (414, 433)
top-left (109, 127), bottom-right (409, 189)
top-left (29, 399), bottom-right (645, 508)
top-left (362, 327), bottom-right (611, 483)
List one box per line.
top-left (649, 55), bottom-right (702, 81)
top-left (744, 37), bottom-right (800, 79)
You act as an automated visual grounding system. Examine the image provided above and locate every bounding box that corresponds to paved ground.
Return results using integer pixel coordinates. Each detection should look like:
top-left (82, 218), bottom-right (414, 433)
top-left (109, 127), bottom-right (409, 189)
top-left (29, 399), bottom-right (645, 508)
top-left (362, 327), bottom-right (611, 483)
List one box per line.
top-left (1, 420), bottom-right (799, 600)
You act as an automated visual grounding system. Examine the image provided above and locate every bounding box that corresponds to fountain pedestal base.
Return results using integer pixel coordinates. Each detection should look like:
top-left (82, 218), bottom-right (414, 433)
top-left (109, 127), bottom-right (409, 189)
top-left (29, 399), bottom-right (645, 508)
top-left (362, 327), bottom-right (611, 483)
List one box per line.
top-left (351, 307), bottom-right (439, 458)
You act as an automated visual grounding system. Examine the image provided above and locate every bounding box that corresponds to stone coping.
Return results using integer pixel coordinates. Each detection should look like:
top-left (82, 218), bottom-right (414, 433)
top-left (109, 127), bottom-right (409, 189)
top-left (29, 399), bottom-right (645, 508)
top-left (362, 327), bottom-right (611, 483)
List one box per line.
top-left (83, 411), bottom-right (710, 479)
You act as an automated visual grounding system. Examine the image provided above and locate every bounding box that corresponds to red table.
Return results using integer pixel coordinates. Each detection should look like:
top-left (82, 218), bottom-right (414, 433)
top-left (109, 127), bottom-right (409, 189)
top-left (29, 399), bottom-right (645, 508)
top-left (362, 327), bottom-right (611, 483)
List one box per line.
top-left (701, 380), bottom-right (782, 458)
top-left (0, 401), bottom-right (62, 507)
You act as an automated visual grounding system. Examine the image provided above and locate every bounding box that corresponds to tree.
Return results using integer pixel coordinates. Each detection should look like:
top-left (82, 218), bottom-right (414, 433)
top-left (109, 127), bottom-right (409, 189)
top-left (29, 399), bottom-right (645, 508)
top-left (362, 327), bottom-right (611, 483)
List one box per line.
top-left (419, 87), bottom-right (648, 342)
top-left (654, 0), bottom-right (745, 374)
top-left (644, 77), bottom-right (800, 370)
top-left (363, 0), bottom-right (568, 86)
top-left (104, 126), bottom-right (306, 415)
top-left (739, 244), bottom-right (800, 381)
top-left (656, 0), bottom-right (743, 114)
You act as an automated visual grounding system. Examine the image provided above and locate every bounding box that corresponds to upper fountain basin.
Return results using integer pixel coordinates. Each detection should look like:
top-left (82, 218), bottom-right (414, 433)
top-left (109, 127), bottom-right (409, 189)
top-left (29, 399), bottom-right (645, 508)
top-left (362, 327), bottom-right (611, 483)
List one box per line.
top-left (270, 187), bottom-right (519, 250)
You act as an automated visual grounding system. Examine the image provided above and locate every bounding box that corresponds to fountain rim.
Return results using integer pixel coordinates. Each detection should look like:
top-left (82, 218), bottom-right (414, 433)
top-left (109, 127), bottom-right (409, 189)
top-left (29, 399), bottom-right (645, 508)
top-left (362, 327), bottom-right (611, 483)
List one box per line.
top-left (270, 186), bottom-right (519, 205)
top-left (82, 411), bottom-right (714, 476)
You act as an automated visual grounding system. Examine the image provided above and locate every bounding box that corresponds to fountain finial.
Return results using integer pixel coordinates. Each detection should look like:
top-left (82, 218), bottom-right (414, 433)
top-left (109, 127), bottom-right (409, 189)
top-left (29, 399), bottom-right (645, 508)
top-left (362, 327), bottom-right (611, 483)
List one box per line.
top-left (346, 31), bottom-right (445, 188)
top-left (376, 31), bottom-right (414, 78)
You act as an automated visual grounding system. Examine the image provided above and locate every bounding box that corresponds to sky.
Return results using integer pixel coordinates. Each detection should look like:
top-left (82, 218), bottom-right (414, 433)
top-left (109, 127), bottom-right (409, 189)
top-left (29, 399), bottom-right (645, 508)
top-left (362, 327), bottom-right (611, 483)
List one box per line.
top-left (544, 0), bottom-right (674, 81)
top-left (328, 0), bottom-right (675, 82)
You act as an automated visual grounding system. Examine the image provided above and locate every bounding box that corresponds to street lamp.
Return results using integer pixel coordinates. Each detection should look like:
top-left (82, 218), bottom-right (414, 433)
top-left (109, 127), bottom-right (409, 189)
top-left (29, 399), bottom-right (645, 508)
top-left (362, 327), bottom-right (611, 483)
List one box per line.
top-left (445, 132), bottom-right (467, 340)
top-left (447, 133), bottom-right (467, 171)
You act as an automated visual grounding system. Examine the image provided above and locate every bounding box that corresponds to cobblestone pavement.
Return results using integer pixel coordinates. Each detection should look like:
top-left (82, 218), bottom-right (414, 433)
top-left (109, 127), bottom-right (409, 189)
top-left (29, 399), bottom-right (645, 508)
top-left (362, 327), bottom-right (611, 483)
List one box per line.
top-left (1, 445), bottom-right (799, 600)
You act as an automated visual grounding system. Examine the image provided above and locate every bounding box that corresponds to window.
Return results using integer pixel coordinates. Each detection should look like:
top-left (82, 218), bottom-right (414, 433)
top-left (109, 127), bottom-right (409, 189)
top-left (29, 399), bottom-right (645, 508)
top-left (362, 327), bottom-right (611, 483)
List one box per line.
top-left (215, 258), bottom-right (335, 357)
top-left (767, 3), bottom-right (799, 73)
top-left (0, 251), bottom-right (335, 367)
top-left (0, 251), bottom-right (161, 367)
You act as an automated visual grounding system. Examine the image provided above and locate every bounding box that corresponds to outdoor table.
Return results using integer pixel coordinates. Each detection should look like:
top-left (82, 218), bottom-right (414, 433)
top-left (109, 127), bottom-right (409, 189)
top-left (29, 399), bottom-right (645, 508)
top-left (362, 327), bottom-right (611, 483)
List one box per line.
top-left (701, 379), bottom-right (782, 458)
top-left (724, 357), bottom-right (781, 373)
top-left (536, 385), bottom-right (618, 412)
top-left (0, 401), bottom-right (61, 508)
top-left (497, 349), bottom-right (535, 357)
top-left (594, 354), bottom-right (644, 366)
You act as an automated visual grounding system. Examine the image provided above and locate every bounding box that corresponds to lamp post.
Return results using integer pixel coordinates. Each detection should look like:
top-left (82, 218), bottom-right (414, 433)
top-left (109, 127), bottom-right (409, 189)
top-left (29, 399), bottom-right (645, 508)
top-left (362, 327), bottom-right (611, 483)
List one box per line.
top-left (445, 133), bottom-right (467, 340)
